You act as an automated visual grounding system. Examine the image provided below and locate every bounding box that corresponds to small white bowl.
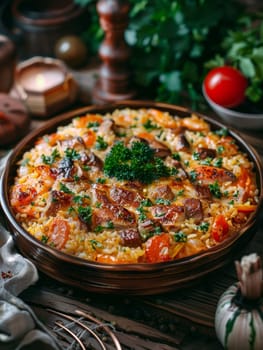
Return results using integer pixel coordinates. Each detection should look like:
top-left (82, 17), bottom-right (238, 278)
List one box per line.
top-left (202, 85), bottom-right (263, 130)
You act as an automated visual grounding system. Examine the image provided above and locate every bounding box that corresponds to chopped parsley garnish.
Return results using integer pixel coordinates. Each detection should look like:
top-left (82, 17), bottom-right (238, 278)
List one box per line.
top-left (77, 206), bottom-right (92, 224)
top-left (21, 157), bottom-right (30, 166)
top-left (115, 131), bottom-right (127, 137)
top-left (177, 189), bottom-right (184, 197)
top-left (174, 232), bottom-right (187, 242)
top-left (103, 141), bottom-right (170, 184)
top-left (73, 194), bottom-right (90, 204)
top-left (95, 136), bottom-right (108, 150)
top-left (83, 165), bottom-right (91, 171)
top-left (94, 221), bottom-right (114, 232)
top-left (192, 151), bottom-right (200, 160)
top-left (97, 178), bottom-right (106, 184)
top-left (228, 200), bottom-right (235, 205)
top-left (68, 206), bottom-right (75, 214)
top-left (172, 152), bottom-right (181, 161)
top-left (41, 148), bottom-right (60, 165)
top-left (200, 157), bottom-right (212, 166)
top-left (217, 145), bottom-right (225, 155)
top-left (87, 121), bottom-right (100, 128)
top-left (65, 148), bottom-right (80, 160)
top-left (170, 167), bottom-right (179, 176)
top-left (137, 208), bottom-right (148, 221)
top-left (209, 181), bottom-right (222, 199)
top-left (59, 182), bottom-right (74, 194)
top-left (143, 119), bottom-right (159, 131)
top-left (189, 170), bottom-right (198, 182)
top-left (233, 190), bottom-right (239, 198)
top-left (140, 199), bottom-right (152, 207)
top-left (214, 128), bottom-right (228, 137)
top-left (137, 199), bottom-right (152, 221)
top-left (90, 239), bottom-right (103, 250)
top-left (198, 222), bottom-right (209, 232)
top-left (214, 157), bottom-right (223, 168)
top-left (41, 235), bottom-right (49, 244)
top-left (153, 226), bottom-right (162, 234)
top-left (155, 198), bottom-right (171, 205)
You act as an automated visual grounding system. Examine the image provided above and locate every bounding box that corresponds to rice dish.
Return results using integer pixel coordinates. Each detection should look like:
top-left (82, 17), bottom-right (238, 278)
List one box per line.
top-left (9, 108), bottom-right (259, 264)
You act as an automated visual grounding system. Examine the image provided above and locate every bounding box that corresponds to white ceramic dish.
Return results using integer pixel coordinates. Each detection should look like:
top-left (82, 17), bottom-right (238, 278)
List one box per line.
top-left (202, 85), bottom-right (263, 130)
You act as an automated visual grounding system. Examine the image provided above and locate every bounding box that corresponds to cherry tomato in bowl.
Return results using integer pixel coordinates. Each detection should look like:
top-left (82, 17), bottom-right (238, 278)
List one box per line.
top-left (203, 66), bottom-right (248, 108)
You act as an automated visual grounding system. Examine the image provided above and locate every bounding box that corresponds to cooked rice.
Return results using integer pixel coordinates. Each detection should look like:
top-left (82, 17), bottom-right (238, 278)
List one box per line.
top-left (9, 108), bottom-right (259, 264)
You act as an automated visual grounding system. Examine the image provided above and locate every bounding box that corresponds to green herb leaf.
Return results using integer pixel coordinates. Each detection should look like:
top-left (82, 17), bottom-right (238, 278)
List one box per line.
top-left (41, 148), bottom-right (60, 165)
top-left (104, 141), bottom-right (170, 184)
top-left (174, 232), bottom-right (187, 243)
top-left (209, 181), bottom-right (222, 198)
top-left (95, 136), bottom-right (108, 150)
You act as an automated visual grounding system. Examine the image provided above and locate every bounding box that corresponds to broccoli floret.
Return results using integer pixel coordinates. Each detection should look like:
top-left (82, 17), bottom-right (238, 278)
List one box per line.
top-left (103, 141), bottom-right (170, 184)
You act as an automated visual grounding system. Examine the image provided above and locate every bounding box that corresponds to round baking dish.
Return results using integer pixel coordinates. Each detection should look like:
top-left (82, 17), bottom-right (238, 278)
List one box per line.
top-left (1, 100), bottom-right (262, 295)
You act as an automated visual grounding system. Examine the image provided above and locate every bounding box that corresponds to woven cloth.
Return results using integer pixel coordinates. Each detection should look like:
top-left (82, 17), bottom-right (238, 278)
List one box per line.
top-left (0, 154), bottom-right (61, 350)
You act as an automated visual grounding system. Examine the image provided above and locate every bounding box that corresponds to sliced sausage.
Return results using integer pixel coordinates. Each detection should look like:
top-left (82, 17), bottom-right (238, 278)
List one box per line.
top-left (109, 185), bottom-right (142, 208)
top-left (91, 205), bottom-right (136, 230)
top-left (138, 219), bottom-right (162, 240)
top-left (165, 157), bottom-right (188, 180)
top-left (148, 184), bottom-right (174, 201)
top-left (175, 134), bottom-right (190, 151)
top-left (91, 184), bottom-right (111, 206)
top-left (184, 198), bottom-right (203, 223)
top-left (150, 205), bottom-right (185, 230)
top-left (45, 190), bottom-right (71, 216)
top-left (59, 136), bottom-right (85, 151)
top-left (194, 184), bottom-right (212, 200)
top-left (196, 147), bottom-right (216, 160)
top-left (119, 228), bottom-right (142, 247)
top-left (79, 151), bottom-right (103, 169)
top-left (193, 166), bottom-right (236, 184)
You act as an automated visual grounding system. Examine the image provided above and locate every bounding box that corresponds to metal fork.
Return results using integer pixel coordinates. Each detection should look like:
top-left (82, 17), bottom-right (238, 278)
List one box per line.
top-left (48, 308), bottom-right (122, 350)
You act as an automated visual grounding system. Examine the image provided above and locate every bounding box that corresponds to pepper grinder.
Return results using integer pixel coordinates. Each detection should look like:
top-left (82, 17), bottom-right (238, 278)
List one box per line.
top-left (0, 35), bottom-right (16, 92)
top-left (93, 0), bottom-right (136, 104)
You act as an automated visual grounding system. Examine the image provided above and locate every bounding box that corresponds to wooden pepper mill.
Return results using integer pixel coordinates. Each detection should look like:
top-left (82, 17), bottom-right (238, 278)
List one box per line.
top-left (0, 35), bottom-right (16, 92)
top-left (93, 0), bottom-right (136, 104)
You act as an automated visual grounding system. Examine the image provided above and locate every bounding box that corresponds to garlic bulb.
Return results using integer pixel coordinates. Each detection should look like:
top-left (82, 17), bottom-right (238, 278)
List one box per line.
top-left (215, 253), bottom-right (263, 350)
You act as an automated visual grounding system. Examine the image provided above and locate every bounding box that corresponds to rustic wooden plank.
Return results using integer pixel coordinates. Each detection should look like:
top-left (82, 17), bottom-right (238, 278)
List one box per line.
top-left (21, 288), bottom-right (181, 347)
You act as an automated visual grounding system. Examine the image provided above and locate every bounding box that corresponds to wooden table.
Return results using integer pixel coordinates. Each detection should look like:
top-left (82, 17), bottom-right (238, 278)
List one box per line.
top-left (1, 65), bottom-right (263, 350)
top-left (19, 214), bottom-right (263, 350)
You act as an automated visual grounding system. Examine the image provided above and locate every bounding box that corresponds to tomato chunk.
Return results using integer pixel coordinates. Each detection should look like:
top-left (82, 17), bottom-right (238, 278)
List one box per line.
top-left (236, 204), bottom-right (257, 213)
top-left (74, 114), bottom-right (103, 128)
top-left (82, 130), bottom-right (96, 148)
top-left (145, 233), bottom-right (171, 263)
top-left (47, 217), bottom-right (70, 249)
top-left (10, 184), bottom-right (37, 207)
top-left (211, 215), bottom-right (229, 242)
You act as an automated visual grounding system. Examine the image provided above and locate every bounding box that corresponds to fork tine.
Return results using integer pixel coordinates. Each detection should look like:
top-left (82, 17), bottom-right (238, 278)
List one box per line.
top-left (55, 321), bottom-right (86, 350)
top-left (48, 309), bottom-right (106, 350)
top-left (75, 309), bottom-right (122, 350)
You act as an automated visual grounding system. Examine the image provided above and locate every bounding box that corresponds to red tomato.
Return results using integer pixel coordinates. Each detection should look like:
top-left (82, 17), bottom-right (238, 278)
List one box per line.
top-left (145, 233), bottom-right (171, 263)
top-left (211, 215), bottom-right (229, 242)
top-left (204, 66), bottom-right (247, 108)
top-left (47, 218), bottom-right (70, 249)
